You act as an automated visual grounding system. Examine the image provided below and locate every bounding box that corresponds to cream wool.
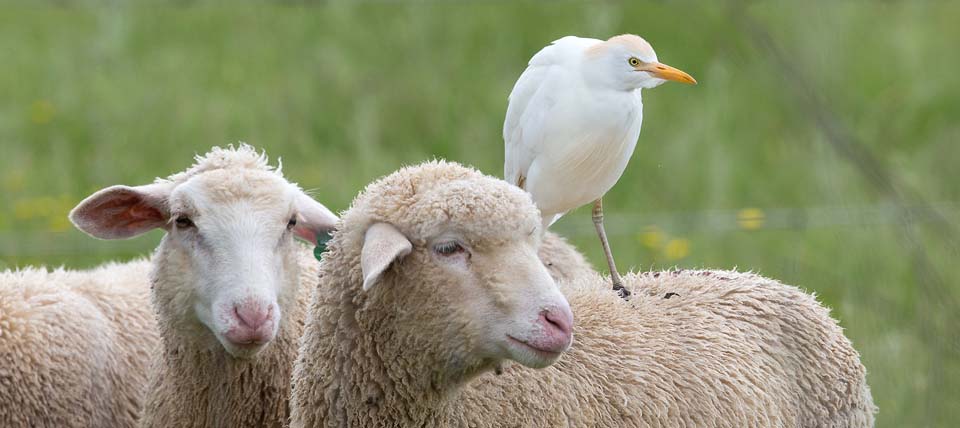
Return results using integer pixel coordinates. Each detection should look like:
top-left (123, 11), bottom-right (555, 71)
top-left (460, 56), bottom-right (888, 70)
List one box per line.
top-left (0, 260), bottom-right (159, 428)
top-left (290, 161), bottom-right (874, 427)
top-left (461, 270), bottom-right (876, 427)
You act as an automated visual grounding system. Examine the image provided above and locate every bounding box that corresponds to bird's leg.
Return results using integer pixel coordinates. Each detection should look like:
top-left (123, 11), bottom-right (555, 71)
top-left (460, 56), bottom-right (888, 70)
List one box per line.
top-left (592, 198), bottom-right (629, 299)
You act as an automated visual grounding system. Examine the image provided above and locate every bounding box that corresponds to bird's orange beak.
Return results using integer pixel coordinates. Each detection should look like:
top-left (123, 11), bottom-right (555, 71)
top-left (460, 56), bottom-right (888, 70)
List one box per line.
top-left (638, 62), bottom-right (697, 85)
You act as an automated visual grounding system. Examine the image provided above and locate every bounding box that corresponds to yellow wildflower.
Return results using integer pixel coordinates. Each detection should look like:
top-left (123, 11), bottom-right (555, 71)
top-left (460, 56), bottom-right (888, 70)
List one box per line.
top-left (663, 238), bottom-right (691, 260)
top-left (638, 225), bottom-right (664, 249)
top-left (737, 207), bottom-right (765, 230)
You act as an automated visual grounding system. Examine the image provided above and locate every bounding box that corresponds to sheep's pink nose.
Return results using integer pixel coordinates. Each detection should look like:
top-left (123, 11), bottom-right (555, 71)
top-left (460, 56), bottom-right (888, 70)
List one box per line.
top-left (542, 306), bottom-right (573, 336)
top-left (529, 306), bottom-right (574, 353)
top-left (235, 303), bottom-right (272, 330)
top-left (224, 302), bottom-right (276, 346)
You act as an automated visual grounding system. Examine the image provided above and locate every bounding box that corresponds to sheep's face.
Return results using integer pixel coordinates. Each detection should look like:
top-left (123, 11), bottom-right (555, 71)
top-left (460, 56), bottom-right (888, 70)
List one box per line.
top-left (426, 230), bottom-right (575, 370)
top-left (357, 174), bottom-right (574, 373)
top-left (69, 148), bottom-right (338, 359)
top-left (159, 169), bottom-right (316, 358)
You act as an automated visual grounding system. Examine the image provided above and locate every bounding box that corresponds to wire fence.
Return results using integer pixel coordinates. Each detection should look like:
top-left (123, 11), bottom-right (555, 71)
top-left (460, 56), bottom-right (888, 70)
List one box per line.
top-left (556, 201), bottom-right (960, 238)
top-left (2, 201), bottom-right (957, 259)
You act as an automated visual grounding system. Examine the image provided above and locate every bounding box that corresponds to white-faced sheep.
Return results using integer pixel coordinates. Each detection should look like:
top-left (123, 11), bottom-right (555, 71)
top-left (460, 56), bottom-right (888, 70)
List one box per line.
top-left (1, 260), bottom-right (158, 428)
top-left (289, 160), bottom-right (875, 427)
top-left (69, 145), bottom-right (337, 428)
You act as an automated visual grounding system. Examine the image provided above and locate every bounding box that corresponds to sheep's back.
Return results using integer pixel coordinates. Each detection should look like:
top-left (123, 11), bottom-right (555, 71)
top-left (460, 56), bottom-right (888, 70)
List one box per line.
top-left (0, 261), bottom-right (158, 428)
top-left (628, 269), bottom-right (875, 427)
top-left (460, 270), bottom-right (874, 427)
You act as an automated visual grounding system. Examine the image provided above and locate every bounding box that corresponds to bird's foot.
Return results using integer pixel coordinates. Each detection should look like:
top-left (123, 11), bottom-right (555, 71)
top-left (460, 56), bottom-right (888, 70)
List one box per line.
top-left (612, 282), bottom-right (631, 300)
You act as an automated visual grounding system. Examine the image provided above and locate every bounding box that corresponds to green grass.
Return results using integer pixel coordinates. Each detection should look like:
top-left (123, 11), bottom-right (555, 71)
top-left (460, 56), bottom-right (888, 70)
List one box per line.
top-left (1, 1), bottom-right (958, 426)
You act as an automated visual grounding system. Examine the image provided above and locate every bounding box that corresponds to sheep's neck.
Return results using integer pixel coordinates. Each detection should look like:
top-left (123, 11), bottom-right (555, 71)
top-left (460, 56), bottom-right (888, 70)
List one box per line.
top-left (141, 318), bottom-right (301, 428)
top-left (328, 309), bottom-right (487, 426)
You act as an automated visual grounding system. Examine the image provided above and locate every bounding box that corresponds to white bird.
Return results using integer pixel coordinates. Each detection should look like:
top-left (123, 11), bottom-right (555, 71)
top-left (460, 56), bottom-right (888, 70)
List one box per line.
top-left (504, 34), bottom-right (696, 297)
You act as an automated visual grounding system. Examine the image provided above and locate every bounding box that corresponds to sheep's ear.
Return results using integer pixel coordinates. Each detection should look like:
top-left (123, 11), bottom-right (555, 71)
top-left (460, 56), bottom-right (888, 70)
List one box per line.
top-left (361, 222), bottom-right (412, 292)
top-left (69, 183), bottom-right (172, 240)
top-left (293, 192), bottom-right (339, 245)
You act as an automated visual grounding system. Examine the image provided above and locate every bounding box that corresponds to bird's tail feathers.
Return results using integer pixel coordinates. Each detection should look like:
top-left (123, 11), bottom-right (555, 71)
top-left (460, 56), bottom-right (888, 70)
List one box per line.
top-left (543, 212), bottom-right (565, 229)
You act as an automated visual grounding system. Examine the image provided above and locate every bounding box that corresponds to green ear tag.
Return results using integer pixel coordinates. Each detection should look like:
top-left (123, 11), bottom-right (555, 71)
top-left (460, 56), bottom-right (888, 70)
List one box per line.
top-left (314, 232), bottom-right (332, 261)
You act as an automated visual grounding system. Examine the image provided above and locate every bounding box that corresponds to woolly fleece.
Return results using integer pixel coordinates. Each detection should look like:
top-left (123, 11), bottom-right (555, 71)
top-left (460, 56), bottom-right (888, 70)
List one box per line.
top-left (0, 260), bottom-right (159, 428)
top-left (460, 270), bottom-right (877, 427)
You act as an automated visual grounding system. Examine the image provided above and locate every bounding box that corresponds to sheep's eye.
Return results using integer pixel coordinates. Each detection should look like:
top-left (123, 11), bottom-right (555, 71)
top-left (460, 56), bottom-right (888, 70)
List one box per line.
top-left (287, 216), bottom-right (298, 230)
top-left (628, 57), bottom-right (641, 67)
top-left (433, 241), bottom-right (465, 256)
top-left (175, 216), bottom-right (194, 229)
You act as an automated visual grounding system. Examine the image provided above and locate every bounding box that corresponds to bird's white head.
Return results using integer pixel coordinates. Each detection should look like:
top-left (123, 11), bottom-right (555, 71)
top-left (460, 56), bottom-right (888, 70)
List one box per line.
top-left (584, 34), bottom-right (696, 91)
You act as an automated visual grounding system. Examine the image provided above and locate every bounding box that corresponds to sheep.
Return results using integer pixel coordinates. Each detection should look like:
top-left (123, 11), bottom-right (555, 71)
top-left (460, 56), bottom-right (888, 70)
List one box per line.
top-left (289, 160), bottom-right (876, 427)
top-left (0, 259), bottom-right (159, 428)
top-left (289, 160), bottom-right (576, 427)
top-left (68, 144), bottom-right (338, 428)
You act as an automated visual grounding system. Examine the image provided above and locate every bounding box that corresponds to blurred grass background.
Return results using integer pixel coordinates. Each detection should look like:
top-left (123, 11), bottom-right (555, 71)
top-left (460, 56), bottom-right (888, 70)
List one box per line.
top-left (1, 1), bottom-right (958, 425)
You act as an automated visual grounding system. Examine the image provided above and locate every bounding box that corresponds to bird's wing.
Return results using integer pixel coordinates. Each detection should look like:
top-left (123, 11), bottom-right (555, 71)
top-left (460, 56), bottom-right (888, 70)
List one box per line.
top-left (503, 37), bottom-right (602, 188)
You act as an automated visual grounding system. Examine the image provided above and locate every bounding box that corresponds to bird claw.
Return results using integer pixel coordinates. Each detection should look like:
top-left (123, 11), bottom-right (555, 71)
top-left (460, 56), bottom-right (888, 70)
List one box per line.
top-left (612, 283), bottom-right (631, 300)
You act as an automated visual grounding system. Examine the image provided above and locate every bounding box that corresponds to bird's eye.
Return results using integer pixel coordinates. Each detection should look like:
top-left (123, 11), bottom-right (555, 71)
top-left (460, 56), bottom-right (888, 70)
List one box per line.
top-left (433, 241), bottom-right (466, 257)
top-left (287, 216), bottom-right (298, 230)
top-left (628, 57), bottom-right (641, 67)
top-left (175, 216), bottom-right (194, 229)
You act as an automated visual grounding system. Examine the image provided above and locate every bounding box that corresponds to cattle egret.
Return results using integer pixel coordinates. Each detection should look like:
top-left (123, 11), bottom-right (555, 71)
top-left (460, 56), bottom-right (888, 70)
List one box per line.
top-left (504, 34), bottom-right (696, 297)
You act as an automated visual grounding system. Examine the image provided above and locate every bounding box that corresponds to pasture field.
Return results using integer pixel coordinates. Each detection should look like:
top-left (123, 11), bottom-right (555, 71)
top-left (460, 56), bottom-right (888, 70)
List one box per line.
top-left (1, 1), bottom-right (958, 426)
